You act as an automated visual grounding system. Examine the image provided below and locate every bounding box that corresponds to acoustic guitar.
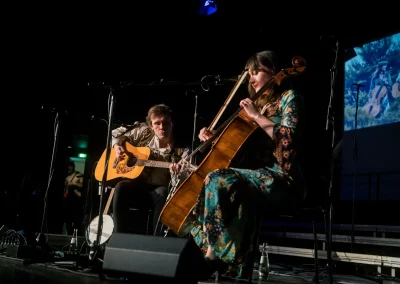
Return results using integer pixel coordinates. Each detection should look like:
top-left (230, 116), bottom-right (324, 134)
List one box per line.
top-left (362, 84), bottom-right (388, 117)
top-left (392, 82), bottom-right (400, 98)
top-left (94, 142), bottom-right (172, 182)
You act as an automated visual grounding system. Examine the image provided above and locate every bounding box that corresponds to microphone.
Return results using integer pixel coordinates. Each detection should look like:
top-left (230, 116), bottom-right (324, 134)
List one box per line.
top-left (87, 81), bottom-right (127, 88)
top-left (119, 121), bottom-right (141, 132)
top-left (112, 121), bottom-right (141, 138)
top-left (320, 35), bottom-right (339, 49)
top-left (185, 89), bottom-right (197, 96)
top-left (87, 81), bottom-right (107, 88)
top-left (352, 83), bottom-right (365, 88)
top-left (215, 75), bottom-right (221, 85)
top-left (200, 75), bottom-right (222, 86)
top-left (41, 106), bottom-right (68, 115)
top-left (121, 121), bottom-right (140, 129)
top-left (91, 115), bottom-right (109, 126)
top-left (214, 75), bottom-right (244, 83)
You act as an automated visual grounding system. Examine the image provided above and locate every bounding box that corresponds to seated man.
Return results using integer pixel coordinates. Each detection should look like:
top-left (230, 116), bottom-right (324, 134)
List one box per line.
top-left (111, 104), bottom-right (190, 236)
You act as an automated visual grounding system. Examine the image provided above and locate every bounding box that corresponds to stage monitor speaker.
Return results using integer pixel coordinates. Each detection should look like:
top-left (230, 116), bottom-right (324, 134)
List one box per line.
top-left (102, 233), bottom-right (206, 283)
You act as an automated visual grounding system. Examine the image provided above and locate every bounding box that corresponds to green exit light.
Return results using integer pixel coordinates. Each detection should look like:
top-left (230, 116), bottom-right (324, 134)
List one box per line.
top-left (78, 153), bottom-right (87, 158)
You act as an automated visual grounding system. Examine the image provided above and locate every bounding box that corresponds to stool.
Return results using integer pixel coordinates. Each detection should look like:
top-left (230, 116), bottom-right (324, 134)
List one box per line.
top-left (245, 206), bottom-right (327, 283)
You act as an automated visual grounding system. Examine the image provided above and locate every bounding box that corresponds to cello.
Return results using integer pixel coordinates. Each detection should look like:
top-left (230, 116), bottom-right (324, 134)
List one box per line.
top-left (159, 56), bottom-right (307, 237)
top-left (362, 84), bottom-right (388, 117)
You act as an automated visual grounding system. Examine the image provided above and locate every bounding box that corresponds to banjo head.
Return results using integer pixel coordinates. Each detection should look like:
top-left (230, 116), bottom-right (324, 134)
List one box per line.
top-left (87, 215), bottom-right (114, 245)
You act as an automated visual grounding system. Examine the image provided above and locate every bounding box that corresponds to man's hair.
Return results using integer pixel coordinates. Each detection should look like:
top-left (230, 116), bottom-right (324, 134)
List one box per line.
top-left (146, 104), bottom-right (173, 127)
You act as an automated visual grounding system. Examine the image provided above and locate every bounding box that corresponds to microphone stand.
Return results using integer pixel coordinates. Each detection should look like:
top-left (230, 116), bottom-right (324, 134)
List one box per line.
top-left (37, 109), bottom-right (63, 258)
top-left (348, 84), bottom-right (380, 283)
top-left (325, 47), bottom-right (381, 283)
top-left (350, 83), bottom-right (363, 253)
top-left (324, 40), bottom-right (339, 284)
top-left (89, 86), bottom-right (116, 264)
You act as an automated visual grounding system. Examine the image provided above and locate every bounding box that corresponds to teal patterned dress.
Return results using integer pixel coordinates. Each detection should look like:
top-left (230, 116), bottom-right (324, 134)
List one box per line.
top-left (190, 89), bottom-right (306, 277)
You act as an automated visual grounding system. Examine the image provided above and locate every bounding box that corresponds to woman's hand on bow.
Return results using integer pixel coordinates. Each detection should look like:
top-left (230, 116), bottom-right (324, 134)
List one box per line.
top-left (198, 127), bottom-right (216, 142)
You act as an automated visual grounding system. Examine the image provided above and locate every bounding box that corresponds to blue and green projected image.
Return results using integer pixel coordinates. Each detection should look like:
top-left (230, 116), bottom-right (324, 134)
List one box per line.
top-left (344, 32), bottom-right (400, 131)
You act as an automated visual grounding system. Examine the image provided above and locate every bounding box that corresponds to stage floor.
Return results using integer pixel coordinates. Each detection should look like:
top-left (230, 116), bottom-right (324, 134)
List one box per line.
top-left (0, 255), bottom-right (396, 284)
top-left (200, 268), bottom-right (398, 284)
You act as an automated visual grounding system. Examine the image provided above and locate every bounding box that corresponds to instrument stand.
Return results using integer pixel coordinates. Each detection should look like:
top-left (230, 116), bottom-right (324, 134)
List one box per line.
top-left (37, 110), bottom-right (62, 249)
top-left (89, 86), bottom-right (116, 264)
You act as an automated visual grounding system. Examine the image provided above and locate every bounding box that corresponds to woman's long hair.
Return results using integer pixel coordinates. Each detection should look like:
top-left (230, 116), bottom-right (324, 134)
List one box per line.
top-left (246, 50), bottom-right (293, 109)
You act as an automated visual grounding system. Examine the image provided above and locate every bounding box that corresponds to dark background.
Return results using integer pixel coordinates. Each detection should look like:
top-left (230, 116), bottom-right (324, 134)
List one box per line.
top-left (1, 2), bottom-right (399, 236)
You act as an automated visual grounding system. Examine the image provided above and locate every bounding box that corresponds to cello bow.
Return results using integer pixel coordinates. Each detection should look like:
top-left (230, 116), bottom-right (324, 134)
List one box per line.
top-left (198, 69), bottom-right (249, 153)
top-left (208, 68), bottom-right (249, 130)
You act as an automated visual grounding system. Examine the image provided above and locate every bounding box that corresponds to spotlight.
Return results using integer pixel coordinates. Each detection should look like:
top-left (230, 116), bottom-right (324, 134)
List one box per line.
top-left (198, 0), bottom-right (218, 16)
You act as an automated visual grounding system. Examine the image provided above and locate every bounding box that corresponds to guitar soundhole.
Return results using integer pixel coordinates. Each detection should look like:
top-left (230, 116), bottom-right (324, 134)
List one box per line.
top-left (127, 156), bottom-right (138, 167)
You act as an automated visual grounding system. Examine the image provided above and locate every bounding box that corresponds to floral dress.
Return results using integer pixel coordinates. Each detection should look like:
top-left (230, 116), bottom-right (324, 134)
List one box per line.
top-left (190, 89), bottom-right (306, 277)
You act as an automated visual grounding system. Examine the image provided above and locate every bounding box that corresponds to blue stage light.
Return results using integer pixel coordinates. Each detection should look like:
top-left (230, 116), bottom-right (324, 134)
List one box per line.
top-left (198, 0), bottom-right (218, 16)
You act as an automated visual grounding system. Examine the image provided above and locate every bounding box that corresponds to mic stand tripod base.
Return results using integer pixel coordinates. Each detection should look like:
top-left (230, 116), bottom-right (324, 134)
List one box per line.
top-left (13, 233), bottom-right (51, 264)
top-left (84, 242), bottom-right (108, 280)
top-left (88, 241), bottom-right (102, 262)
top-left (35, 232), bottom-right (50, 260)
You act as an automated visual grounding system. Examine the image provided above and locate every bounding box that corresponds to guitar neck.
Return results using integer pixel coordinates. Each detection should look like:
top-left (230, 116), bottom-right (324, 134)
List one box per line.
top-left (137, 159), bottom-right (172, 168)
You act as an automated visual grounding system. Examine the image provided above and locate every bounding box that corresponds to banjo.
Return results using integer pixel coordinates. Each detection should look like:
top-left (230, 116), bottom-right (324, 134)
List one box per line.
top-left (86, 187), bottom-right (115, 245)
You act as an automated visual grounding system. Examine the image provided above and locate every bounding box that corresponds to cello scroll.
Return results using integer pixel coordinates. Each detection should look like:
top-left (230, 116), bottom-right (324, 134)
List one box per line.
top-left (272, 56), bottom-right (307, 86)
